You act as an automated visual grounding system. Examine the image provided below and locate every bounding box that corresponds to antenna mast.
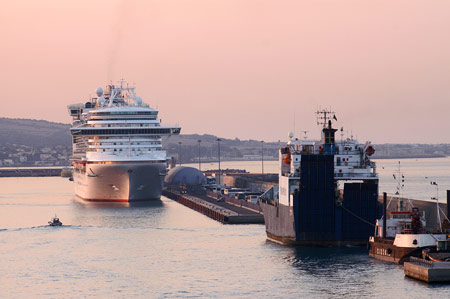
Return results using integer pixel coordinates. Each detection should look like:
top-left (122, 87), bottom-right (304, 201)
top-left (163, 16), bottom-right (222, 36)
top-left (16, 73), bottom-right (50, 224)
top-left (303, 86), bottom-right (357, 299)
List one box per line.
top-left (393, 161), bottom-right (413, 211)
top-left (316, 108), bottom-right (336, 128)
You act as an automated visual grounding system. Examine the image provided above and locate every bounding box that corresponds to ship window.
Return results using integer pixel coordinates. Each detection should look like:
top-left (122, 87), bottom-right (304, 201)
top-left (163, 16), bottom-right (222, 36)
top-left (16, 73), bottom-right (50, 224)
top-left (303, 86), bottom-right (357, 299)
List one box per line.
top-left (114, 149), bottom-right (117, 151)
top-left (72, 128), bottom-right (175, 135)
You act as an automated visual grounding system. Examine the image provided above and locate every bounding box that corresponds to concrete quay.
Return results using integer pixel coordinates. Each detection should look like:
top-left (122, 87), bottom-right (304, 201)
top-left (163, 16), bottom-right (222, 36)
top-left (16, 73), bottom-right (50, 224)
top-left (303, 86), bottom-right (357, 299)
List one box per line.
top-left (162, 189), bottom-right (264, 224)
top-left (404, 257), bottom-right (450, 283)
top-left (0, 167), bottom-right (65, 177)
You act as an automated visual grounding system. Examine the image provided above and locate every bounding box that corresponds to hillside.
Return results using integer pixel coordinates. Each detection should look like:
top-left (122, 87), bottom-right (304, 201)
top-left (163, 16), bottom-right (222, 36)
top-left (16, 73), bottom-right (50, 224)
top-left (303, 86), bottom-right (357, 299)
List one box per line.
top-left (0, 118), bottom-right (71, 147)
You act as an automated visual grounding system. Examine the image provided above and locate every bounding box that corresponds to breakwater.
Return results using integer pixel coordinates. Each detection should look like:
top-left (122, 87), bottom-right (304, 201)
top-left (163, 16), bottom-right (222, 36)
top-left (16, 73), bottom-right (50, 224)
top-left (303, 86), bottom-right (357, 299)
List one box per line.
top-left (0, 167), bottom-right (65, 177)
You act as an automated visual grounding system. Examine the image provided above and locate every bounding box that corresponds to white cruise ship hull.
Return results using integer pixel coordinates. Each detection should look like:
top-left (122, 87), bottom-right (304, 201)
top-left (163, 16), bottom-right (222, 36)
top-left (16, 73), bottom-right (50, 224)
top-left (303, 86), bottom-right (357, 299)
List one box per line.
top-left (73, 162), bottom-right (166, 202)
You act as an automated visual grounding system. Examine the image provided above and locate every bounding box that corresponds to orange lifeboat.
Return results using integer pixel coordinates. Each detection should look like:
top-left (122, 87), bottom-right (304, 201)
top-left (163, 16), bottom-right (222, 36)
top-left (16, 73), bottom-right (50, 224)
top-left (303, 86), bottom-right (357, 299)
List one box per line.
top-left (365, 145), bottom-right (375, 156)
top-left (283, 153), bottom-right (292, 164)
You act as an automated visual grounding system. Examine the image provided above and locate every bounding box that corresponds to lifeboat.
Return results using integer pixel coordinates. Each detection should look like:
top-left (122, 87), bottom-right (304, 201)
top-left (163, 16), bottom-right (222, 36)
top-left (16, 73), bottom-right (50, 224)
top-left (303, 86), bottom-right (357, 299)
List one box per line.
top-left (283, 153), bottom-right (292, 164)
top-left (365, 145), bottom-right (375, 156)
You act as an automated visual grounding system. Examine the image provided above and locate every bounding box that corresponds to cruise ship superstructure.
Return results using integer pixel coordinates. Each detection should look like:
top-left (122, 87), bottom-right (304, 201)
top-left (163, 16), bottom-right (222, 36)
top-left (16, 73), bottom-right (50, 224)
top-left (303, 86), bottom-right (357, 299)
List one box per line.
top-left (68, 81), bottom-right (180, 202)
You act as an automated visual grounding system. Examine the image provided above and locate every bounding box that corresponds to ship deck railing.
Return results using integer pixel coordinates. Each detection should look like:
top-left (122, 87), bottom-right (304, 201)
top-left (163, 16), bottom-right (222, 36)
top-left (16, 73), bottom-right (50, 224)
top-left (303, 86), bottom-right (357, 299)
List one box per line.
top-left (372, 236), bottom-right (395, 244)
top-left (409, 256), bottom-right (434, 268)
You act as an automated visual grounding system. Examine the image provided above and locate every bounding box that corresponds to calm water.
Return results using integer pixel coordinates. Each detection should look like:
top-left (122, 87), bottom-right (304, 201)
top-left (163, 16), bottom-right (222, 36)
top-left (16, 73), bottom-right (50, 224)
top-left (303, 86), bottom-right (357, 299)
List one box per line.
top-left (1, 158), bottom-right (450, 298)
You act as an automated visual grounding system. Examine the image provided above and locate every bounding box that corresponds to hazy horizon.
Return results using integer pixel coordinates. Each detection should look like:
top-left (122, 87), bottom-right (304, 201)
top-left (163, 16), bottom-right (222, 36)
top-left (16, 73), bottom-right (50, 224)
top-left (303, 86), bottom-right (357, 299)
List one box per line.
top-left (1, 0), bottom-right (450, 143)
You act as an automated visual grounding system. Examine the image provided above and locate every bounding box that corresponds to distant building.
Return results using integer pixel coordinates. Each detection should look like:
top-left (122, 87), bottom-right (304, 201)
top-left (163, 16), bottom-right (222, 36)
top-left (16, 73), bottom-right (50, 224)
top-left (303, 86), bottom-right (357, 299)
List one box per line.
top-left (40, 153), bottom-right (52, 160)
top-left (40, 147), bottom-right (52, 153)
top-left (3, 159), bottom-right (14, 166)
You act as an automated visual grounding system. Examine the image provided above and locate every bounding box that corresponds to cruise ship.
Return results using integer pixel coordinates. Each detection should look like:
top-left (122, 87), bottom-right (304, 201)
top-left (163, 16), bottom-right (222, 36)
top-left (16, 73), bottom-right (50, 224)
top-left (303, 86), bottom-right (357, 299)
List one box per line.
top-left (68, 81), bottom-right (181, 202)
top-left (260, 110), bottom-right (379, 246)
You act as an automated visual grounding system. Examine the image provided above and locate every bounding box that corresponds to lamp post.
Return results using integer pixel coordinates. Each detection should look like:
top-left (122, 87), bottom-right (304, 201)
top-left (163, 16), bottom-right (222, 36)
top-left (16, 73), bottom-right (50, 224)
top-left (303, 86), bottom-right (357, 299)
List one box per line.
top-left (217, 138), bottom-right (221, 185)
top-left (261, 140), bottom-right (264, 174)
top-left (178, 142), bottom-right (182, 166)
top-left (197, 140), bottom-right (202, 170)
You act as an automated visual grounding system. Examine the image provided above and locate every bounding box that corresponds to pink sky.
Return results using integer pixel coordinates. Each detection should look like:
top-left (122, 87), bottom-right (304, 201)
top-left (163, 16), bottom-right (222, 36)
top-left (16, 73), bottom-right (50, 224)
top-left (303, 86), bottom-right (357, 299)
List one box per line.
top-left (1, 0), bottom-right (449, 143)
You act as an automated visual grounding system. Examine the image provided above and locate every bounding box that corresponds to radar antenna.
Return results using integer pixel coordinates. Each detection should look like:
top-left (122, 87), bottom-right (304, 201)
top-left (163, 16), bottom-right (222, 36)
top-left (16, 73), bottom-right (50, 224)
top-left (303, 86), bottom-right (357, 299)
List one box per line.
top-left (316, 109), bottom-right (337, 128)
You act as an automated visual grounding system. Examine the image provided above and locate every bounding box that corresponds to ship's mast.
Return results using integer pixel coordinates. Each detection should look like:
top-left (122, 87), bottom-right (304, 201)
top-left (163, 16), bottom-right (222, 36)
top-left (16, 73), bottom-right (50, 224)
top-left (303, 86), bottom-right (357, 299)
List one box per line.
top-left (301, 131), bottom-right (308, 141)
top-left (393, 161), bottom-right (413, 212)
top-left (316, 109), bottom-right (337, 153)
top-left (316, 108), bottom-right (336, 128)
top-left (394, 161), bottom-right (405, 196)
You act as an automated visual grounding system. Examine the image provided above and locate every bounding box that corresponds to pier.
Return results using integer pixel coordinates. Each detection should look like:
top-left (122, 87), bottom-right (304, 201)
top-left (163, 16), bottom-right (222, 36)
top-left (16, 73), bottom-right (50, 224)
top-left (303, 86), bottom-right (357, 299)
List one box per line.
top-left (404, 257), bottom-right (450, 283)
top-left (162, 189), bottom-right (264, 224)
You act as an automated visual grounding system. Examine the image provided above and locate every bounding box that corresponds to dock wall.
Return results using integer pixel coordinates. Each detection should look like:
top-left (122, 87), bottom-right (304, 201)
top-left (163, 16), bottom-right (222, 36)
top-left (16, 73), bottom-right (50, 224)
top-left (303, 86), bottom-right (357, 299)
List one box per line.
top-left (0, 168), bottom-right (64, 177)
top-left (405, 257), bottom-right (450, 283)
top-left (163, 190), bottom-right (231, 223)
top-left (162, 190), bottom-right (264, 224)
top-left (224, 196), bottom-right (262, 213)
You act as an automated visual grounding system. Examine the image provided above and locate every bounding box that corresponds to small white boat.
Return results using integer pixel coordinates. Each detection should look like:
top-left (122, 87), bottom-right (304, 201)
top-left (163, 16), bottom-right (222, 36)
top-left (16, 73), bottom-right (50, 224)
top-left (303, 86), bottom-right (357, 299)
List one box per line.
top-left (48, 215), bottom-right (62, 226)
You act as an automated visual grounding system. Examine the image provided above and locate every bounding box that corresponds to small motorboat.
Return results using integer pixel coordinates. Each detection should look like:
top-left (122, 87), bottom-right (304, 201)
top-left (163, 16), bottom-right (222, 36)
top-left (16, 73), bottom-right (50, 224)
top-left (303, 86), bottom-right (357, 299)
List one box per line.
top-left (48, 215), bottom-right (62, 226)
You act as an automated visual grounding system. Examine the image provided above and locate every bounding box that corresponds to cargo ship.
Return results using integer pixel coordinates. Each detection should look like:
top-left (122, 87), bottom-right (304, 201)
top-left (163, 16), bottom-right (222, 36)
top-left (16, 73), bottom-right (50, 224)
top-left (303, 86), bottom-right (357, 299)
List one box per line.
top-left (68, 81), bottom-right (180, 202)
top-left (260, 110), bottom-right (379, 246)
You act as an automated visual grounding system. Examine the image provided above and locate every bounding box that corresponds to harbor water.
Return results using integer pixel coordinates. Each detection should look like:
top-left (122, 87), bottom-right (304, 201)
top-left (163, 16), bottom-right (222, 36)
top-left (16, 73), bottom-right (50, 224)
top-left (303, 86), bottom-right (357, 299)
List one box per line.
top-left (1, 158), bottom-right (450, 298)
